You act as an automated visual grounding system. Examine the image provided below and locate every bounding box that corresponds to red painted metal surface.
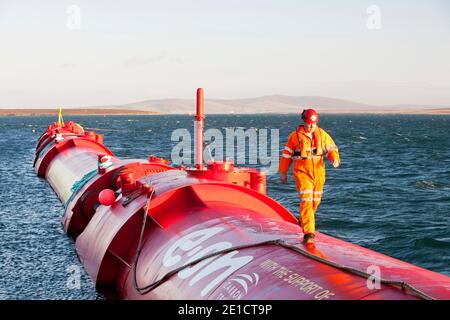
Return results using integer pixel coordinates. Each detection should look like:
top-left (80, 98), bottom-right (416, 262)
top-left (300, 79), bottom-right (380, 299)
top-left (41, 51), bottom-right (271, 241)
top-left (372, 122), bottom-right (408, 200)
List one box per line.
top-left (195, 88), bottom-right (205, 170)
top-left (34, 99), bottom-right (450, 300)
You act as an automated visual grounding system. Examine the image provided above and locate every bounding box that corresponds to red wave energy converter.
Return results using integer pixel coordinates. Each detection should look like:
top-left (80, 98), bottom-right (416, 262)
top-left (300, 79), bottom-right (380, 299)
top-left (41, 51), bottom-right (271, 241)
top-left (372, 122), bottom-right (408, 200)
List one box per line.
top-left (34, 89), bottom-right (450, 300)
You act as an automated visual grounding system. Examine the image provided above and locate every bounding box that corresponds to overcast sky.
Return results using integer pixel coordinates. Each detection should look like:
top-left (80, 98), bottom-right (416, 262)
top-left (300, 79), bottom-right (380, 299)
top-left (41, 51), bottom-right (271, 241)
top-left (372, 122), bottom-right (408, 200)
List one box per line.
top-left (0, 0), bottom-right (449, 108)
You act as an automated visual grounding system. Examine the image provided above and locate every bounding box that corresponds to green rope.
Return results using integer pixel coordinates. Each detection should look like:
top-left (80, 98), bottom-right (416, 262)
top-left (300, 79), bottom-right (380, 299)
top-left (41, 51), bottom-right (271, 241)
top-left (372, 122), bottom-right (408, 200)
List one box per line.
top-left (65, 169), bottom-right (98, 208)
top-left (37, 140), bottom-right (56, 159)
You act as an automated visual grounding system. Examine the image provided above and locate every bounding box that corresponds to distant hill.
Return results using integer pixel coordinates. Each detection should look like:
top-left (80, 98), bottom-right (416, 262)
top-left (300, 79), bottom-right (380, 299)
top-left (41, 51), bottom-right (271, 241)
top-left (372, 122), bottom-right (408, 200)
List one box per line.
top-left (108, 95), bottom-right (448, 114)
top-left (2, 96), bottom-right (449, 115)
top-left (109, 95), bottom-right (378, 114)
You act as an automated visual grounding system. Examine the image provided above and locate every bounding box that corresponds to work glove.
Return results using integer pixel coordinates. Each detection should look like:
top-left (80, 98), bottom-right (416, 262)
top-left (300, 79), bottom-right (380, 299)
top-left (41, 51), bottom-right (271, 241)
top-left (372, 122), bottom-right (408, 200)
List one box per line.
top-left (332, 159), bottom-right (340, 168)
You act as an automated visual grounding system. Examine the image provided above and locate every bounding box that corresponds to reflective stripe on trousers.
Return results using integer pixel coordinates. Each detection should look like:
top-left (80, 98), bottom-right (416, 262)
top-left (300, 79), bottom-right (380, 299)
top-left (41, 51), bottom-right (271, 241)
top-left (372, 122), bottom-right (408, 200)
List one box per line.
top-left (294, 173), bottom-right (324, 235)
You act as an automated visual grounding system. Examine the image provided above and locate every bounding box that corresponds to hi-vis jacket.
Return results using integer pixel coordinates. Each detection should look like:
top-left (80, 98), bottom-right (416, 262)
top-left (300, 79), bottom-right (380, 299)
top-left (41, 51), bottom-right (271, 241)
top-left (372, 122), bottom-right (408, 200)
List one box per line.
top-left (278, 125), bottom-right (340, 176)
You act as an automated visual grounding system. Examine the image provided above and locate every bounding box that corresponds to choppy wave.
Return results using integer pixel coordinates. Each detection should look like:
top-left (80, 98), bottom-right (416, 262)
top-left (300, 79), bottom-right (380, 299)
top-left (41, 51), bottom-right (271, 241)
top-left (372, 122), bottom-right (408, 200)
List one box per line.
top-left (1, 114), bottom-right (449, 299)
top-left (415, 180), bottom-right (450, 189)
top-left (415, 237), bottom-right (450, 249)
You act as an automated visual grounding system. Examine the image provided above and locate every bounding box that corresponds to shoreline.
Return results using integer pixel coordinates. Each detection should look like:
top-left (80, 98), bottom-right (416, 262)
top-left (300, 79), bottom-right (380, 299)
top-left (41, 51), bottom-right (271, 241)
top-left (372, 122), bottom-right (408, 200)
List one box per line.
top-left (0, 108), bottom-right (449, 116)
top-left (0, 109), bottom-right (160, 116)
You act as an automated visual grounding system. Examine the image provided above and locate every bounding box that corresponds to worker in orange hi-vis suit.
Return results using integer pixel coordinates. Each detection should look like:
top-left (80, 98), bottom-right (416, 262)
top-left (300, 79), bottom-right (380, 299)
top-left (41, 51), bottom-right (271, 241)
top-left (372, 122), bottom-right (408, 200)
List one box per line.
top-left (279, 109), bottom-right (340, 245)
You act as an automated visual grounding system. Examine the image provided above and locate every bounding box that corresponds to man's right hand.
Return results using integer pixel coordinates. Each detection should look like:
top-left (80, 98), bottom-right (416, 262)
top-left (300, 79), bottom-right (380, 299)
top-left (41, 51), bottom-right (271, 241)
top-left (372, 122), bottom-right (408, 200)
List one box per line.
top-left (280, 173), bottom-right (288, 184)
top-left (332, 159), bottom-right (340, 168)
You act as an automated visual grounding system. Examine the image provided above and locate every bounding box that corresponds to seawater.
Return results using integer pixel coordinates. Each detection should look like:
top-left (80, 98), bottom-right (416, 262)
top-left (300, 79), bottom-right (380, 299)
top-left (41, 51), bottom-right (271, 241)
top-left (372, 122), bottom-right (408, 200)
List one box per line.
top-left (0, 114), bottom-right (449, 299)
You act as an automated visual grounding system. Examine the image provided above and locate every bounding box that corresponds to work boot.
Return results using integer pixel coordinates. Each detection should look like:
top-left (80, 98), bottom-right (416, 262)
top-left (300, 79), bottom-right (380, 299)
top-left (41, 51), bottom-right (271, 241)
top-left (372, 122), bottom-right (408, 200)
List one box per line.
top-left (303, 233), bottom-right (315, 245)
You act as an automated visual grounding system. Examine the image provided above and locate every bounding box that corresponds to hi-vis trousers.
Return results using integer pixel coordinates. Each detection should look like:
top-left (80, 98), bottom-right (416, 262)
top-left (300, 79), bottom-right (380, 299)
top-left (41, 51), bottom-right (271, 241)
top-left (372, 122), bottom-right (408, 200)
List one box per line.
top-left (293, 172), bottom-right (325, 235)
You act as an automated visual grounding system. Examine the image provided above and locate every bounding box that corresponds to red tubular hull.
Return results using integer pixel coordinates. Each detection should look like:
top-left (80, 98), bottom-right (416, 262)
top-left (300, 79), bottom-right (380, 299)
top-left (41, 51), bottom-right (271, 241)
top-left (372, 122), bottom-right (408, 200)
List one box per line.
top-left (34, 122), bottom-right (450, 300)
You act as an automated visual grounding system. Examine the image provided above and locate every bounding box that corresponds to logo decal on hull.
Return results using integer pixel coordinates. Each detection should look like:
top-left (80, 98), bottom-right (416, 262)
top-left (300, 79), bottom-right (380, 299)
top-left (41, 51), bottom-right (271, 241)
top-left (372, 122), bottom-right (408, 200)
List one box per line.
top-left (216, 272), bottom-right (260, 300)
top-left (230, 272), bottom-right (260, 294)
top-left (163, 226), bottom-right (254, 297)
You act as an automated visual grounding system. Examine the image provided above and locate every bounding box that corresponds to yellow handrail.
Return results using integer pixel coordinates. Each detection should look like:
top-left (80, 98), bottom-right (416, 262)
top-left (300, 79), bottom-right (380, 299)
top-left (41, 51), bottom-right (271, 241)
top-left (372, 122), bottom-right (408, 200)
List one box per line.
top-left (57, 107), bottom-right (64, 127)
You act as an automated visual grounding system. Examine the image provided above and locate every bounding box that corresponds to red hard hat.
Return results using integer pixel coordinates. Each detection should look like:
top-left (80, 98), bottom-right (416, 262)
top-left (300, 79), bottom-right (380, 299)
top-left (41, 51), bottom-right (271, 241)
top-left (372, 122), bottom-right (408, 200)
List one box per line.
top-left (301, 109), bottom-right (319, 124)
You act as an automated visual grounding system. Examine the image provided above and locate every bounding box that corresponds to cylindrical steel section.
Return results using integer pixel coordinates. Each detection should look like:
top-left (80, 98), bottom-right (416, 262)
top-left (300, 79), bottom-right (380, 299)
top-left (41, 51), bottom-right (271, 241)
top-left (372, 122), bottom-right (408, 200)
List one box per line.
top-left (46, 148), bottom-right (100, 204)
